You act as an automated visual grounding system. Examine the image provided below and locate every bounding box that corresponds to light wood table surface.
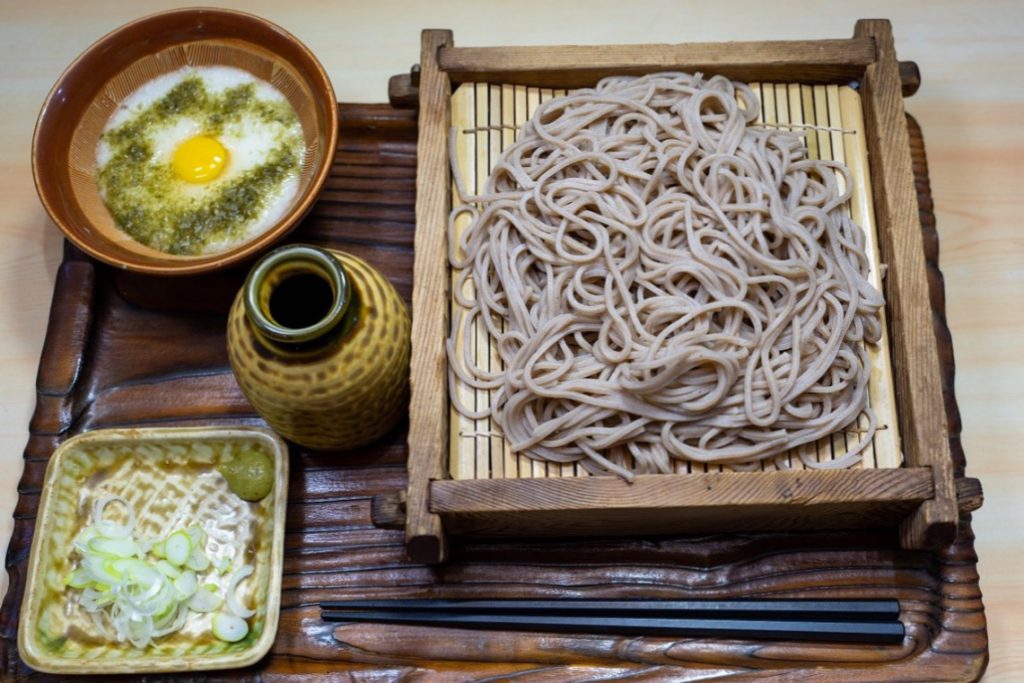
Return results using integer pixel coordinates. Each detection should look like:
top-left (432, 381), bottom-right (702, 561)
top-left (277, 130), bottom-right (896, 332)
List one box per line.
top-left (2, 1), bottom-right (1020, 679)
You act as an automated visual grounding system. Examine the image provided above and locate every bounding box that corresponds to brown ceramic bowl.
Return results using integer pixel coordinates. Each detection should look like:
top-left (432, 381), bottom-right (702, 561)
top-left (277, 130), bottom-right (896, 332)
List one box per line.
top-left (32, 8), bottom-right (338, 276)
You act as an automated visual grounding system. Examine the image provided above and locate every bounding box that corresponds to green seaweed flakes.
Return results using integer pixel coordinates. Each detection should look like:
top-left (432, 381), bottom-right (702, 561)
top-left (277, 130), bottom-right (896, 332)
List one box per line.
top-left (97, 73), bottom-right (304, 255)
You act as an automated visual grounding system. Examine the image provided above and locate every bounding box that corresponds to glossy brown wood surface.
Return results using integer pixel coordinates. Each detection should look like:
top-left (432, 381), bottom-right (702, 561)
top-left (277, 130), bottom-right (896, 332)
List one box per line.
top-left (436, 37), bottom-right (875, 87)
top-left (0, 104), bottom-right (986, 681)
top-left (854, 19), bottom-right (957, 551)
top-left (406, 29), bottom-right (453, 565)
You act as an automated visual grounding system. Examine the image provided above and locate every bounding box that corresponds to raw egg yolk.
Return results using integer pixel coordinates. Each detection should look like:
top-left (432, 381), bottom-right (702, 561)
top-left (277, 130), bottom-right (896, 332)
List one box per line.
top-left (172, 135), bottom-right (228, 183)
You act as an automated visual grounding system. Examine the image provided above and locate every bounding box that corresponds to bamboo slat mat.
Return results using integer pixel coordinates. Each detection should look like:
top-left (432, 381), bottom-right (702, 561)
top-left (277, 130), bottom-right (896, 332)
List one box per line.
top-left (448, 82), bottom-right (902, 480)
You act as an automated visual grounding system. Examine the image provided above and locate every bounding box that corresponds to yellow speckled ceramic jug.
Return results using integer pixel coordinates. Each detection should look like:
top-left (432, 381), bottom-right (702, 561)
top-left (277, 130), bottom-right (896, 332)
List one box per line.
top-left (227, 244), bottom-right (410, 450)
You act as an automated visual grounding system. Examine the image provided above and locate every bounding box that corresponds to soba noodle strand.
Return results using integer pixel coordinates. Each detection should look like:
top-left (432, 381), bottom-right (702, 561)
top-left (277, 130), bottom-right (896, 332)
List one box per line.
top-left (447, 73), bottom-right (884, 480)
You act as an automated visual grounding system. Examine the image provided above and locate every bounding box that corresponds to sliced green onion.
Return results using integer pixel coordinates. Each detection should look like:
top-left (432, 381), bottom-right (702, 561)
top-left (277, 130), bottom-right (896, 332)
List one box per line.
top-left (64, 568), bottom-right (91, 589)
top-left (187, 583), bottom-right (223, 612)
top-left (164, 531), bottom-right (192, 567)
top-left (88, 536), bottom-right (140, 559)
top-left (124, 612), bottom-right (154, 649)
top-left (186, 525), bottom-right (208, 547)
top-left (173, 570), bottom-right (198, 599)
top-left (73, 526), bottom-right (100, 555)
top-left (212, 612), bottom-right (249, 642)
top-left (152, 593), bottom-right (178, 621)
top-left (154, 559), bottom-right (182, 579)
top-left (80, 586), bottom-right (116, 611)
top-left (82, 554), bottom-right (122, 586)
top-left (112, 561), bottom-right (168, 616)
top-left (68, 501), bottom-right (251, 650)
top-left (225, 565), bottom-right (255, 618)
top-left (91, 495), bottom-right (135, 538)
top-left (185, 545), bottom-right (210, 572)
top-left (152, 603), bottom-right (189, 637)
top-left (110, 558), bottom-right (159, 584)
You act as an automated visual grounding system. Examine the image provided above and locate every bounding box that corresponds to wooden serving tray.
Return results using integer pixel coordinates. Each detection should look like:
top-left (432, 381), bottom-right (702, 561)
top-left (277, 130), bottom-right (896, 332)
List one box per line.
top-left (0, 104), bottom-right (986, 679)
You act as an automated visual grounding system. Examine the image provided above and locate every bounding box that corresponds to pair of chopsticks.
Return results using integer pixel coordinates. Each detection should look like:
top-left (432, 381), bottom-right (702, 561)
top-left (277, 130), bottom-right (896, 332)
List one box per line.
top-left (320, 598), bottom-right (905, 644)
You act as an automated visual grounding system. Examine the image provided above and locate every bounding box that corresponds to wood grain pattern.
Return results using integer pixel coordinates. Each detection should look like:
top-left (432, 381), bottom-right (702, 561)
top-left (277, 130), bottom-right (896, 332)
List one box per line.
top-left (438, 39), bottom-right (875, 87)
top-left (0, 104), bottom-right (986, 681)
top-left (406, 29), bottom-right (453, 564)
top-left (431, 469), bottom-right (933, 537)
top-left (34, 262), bottom-right (94, 399)
top-left (853, 19), bottom-right (958, 550)
top-left (838, 85), bottom-right (903, 470)
top-left (386, 60), bottom-right (922, 108)
top-left (448, 83), bottom-right (475, 482)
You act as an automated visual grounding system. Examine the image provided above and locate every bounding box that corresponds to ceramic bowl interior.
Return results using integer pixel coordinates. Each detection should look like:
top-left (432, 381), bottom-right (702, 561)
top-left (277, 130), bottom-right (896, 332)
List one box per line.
top-left (33, 8), bottom-right (338, 275)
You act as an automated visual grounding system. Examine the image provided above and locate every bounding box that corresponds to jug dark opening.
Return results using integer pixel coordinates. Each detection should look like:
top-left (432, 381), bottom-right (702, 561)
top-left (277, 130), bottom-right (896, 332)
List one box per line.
top-left (270, 272), bottom-right (335, 330)
top-left (242, 244), bottom-right (353, 346)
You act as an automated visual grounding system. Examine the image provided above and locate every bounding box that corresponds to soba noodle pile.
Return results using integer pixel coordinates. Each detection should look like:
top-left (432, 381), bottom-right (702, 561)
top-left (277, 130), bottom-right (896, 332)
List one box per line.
top-left (448, 73), bottom-right (884, 479)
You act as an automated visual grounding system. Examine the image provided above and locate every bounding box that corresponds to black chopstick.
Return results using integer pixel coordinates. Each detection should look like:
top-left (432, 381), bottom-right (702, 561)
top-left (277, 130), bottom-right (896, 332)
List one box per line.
top-left (320, 609), bottom-right (905, 644)
top-left (319, 598), bottom-right (901, 622)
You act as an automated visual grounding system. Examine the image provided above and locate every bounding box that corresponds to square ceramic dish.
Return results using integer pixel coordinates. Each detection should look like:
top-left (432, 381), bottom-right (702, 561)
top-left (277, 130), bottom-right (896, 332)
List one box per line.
top-left (17, 426), bottom-right (288, 675)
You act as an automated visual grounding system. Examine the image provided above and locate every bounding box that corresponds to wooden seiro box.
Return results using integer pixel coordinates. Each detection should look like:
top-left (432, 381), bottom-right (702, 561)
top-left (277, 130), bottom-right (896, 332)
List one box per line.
top-left (395, 20), bottom-right (979, 564)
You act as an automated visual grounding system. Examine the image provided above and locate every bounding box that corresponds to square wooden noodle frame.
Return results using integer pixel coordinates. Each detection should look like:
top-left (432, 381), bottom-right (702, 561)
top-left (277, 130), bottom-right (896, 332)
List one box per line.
top-left (404, 20), bottom-right (957, 564)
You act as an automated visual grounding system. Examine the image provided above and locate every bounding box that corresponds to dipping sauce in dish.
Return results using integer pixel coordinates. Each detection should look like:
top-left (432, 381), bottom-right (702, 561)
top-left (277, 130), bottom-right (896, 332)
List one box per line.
top-left (95, 66), bottom-right (305, 255)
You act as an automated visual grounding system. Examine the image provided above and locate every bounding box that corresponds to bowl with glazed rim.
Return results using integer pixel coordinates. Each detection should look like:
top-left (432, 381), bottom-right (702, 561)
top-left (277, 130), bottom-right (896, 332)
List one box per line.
top-left (32, 7), bottom-right (338, 276)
